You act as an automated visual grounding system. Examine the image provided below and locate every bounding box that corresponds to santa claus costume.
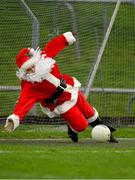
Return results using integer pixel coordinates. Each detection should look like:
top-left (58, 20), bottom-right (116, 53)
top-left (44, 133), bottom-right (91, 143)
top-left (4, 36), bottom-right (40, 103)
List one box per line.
top-left (5, 32), bottom-right (117, 143)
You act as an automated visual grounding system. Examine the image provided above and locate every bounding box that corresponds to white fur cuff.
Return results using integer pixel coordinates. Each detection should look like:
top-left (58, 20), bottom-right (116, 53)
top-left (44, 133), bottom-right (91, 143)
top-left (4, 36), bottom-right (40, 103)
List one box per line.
top-left (63, 32), bottom-right (76, 45)
top-left (87, 108), bottom-right (99, 123)
top-left (7, 114), bottom-right (20, 130)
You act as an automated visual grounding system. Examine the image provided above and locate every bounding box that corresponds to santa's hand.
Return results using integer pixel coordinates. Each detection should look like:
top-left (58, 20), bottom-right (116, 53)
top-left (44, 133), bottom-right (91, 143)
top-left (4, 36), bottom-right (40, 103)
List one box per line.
top-left (4, 119), bottom-right (15, 132)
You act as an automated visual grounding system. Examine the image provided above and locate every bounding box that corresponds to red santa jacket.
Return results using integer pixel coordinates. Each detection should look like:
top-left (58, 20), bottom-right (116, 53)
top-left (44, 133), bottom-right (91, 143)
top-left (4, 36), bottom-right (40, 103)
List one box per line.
top-left (7, 32), bottom-right (81, 128)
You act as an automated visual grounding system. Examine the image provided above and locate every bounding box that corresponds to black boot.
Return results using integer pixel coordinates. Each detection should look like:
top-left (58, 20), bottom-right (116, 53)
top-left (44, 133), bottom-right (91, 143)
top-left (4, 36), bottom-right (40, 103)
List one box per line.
top-left (109, 133), bottom-right (118, 143)
top-left (106, 125), bottom-right (118, 143)
top-left (89, 117), bottom-right (118, 143)
top-left (67, 125), bottom-right (78, 143)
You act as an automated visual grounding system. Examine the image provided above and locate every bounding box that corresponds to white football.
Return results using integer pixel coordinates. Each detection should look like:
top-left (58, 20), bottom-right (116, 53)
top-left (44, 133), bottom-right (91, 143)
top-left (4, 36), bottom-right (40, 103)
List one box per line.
top-left (91, 125), bottom-right (111, 142)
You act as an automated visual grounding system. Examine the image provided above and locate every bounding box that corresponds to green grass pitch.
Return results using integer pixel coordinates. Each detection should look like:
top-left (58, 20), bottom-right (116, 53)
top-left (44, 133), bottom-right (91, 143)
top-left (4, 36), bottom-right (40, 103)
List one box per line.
top-left (0, 125), bottom-right (135, 179)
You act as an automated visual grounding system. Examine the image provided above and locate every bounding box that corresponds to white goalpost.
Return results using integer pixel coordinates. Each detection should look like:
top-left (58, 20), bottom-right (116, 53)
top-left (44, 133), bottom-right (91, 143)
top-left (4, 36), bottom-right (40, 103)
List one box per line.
top-left (84, 0), bottom-right (121, 98)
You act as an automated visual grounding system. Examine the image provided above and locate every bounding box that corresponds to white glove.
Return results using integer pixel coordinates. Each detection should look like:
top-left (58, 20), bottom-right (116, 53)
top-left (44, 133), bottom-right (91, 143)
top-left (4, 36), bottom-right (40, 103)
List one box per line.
top-left (4, 119), bottom-right (15, 132)
top-left (4, 114), bottom-right (20, 132)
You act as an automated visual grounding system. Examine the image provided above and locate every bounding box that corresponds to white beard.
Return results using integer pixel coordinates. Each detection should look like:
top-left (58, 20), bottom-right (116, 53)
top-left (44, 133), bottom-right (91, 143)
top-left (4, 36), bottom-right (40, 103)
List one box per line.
top-left (16, 57), bottom-right (56, 83)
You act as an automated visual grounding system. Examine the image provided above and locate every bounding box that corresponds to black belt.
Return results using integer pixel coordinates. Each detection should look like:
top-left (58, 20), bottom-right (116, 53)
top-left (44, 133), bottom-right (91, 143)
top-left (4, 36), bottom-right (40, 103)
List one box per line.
top-left (45, 77), bottom-right (67, 104)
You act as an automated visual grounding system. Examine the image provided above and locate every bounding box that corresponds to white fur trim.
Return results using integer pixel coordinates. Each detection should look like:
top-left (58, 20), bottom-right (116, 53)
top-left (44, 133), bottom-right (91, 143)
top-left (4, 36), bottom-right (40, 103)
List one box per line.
top-left (40, 78), bottom-right (81, 118)
top-left (20, 47), bottom-right (43, 71)
top-left (7, 114), bottom-right (20, 130)
top-left (45, 73), bottom-right (61, 87)
top-left (87, 108), bottom-right (99, 123)
top-left (72, 77), bottom-right (81, 89)
top-left (29, 48), bottom-right (35, 56)
top-left (56, 87), bottom-right (78, 114)
top-left (40, 87), bottom-right (78, 117)
top-left (40, 106), bottom-right (58, 118)
top-left (63, 32), bottom-right (76, 45)
top-left (45, 73), bottom-right (81, 89)
top-left (20, 57), bottom-right (38, 71)
top-left (68, 125), bottom-right (78, 133)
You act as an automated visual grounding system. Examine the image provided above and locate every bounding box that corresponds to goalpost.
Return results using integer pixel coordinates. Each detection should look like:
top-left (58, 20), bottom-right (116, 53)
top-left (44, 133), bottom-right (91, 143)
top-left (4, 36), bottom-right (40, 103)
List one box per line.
top-left (0, 0), bottom-right (135, 127)
top-left (84, 0), bottom-right (121, 98)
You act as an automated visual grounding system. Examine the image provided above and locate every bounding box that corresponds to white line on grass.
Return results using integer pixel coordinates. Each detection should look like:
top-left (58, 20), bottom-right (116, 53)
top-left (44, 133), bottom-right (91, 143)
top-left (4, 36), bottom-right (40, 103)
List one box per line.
top-left (0, 138), bottom-right (135, 141)
top-left (0, 150), bottom-right (135, 154)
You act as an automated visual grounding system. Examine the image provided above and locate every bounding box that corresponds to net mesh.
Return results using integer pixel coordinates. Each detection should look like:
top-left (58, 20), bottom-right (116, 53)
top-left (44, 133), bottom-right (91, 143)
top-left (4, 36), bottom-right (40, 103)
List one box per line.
top-left (0, 0), bottom-right (135, 126)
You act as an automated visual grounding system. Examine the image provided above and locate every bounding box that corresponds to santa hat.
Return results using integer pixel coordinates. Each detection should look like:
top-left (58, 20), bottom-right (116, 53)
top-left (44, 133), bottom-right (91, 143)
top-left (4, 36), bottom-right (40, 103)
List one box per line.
top-left (16, 48), bottom-right (38, 71)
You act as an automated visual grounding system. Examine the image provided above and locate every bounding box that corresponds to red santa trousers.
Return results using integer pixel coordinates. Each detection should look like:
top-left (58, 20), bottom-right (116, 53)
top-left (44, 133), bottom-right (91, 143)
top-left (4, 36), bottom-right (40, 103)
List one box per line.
top-left (61, 90), bottom-right (95, 132)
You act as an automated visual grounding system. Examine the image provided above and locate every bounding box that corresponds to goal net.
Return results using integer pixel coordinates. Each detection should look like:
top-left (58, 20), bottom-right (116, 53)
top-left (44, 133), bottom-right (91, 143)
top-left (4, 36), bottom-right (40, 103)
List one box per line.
top-left (0, 0), bottom-right (135, 127)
